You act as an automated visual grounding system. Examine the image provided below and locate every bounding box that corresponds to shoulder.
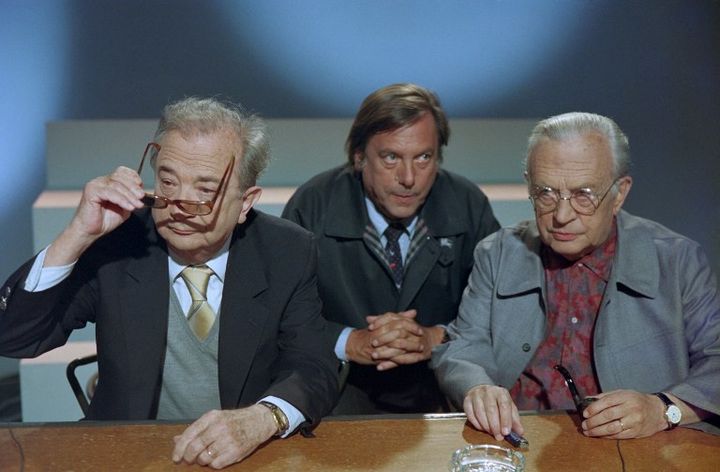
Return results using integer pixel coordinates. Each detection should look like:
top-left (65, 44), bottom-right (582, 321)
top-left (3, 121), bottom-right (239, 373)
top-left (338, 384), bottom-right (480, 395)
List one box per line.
top-left (618, 211), bottom-right (702, 252)
top-left (244, 209), bottom-right (315, 242)
top-left (476, 220), bottom-right (537, 253)
top-left (287, 165), bottom-right (351, 202)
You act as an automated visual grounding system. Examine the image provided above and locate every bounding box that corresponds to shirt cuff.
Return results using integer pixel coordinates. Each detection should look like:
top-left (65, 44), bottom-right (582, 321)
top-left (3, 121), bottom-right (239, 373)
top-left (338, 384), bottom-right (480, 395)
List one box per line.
top-left (334, 327), bottom-right (354, 361)
top-left (24, 246), bottom-right (77, 292)
top-left (259, 396), bottom-right (304, 438)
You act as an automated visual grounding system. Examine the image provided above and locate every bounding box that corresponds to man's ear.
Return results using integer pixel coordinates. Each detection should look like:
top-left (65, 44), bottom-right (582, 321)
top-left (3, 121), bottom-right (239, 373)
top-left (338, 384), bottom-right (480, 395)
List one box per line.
top-left (353, 151), bottom-right (366, 171)
top-left (237, 186), bottom-right (263, 224)
top-left (612, 176), bottom-right (633, 215)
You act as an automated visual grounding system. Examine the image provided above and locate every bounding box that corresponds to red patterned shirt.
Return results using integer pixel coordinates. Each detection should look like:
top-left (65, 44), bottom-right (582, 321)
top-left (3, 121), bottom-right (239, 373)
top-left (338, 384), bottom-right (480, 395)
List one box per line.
top-left (510, 222), bottom-right (618, 410)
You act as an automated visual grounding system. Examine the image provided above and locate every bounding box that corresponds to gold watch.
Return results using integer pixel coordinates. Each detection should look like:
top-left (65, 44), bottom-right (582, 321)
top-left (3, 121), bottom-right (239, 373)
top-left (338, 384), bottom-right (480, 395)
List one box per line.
top-left (259, 401), bottom-right (289, 436)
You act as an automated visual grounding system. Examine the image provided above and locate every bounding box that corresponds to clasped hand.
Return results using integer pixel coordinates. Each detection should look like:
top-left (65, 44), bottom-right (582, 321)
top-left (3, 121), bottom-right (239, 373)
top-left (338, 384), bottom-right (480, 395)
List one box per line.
top-left (346, 310), bottom-right (445, 371)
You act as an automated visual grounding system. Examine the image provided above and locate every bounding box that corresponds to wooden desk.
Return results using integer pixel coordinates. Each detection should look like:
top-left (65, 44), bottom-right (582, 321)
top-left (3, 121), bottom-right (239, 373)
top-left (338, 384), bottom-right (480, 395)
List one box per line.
top-left (1, 412), bottom-right (718, 471)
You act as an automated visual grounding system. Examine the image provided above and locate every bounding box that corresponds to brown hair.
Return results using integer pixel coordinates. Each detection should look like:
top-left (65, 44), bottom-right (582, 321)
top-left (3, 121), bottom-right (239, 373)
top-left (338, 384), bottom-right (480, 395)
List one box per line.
top-left (345, 83), bottom-right (449, 165)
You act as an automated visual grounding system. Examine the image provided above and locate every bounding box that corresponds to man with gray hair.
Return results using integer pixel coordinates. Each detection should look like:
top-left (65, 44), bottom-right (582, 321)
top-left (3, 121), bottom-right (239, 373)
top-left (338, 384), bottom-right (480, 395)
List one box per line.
top-left (432, 112), bottom-right (719, 440)
top-left (0, 97), bottom-right (338, 468)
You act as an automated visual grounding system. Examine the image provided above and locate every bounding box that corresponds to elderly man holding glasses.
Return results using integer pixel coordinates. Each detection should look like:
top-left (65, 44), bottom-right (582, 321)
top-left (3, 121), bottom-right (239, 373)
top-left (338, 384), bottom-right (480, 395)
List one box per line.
top-left (432, 112), bottom-right (720, 441)
top-left (0, 97), bottom-right (338, 469)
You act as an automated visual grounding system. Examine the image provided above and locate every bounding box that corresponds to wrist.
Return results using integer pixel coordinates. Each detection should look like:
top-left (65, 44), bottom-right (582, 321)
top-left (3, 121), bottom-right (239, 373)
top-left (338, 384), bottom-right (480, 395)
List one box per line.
top-left (259, 401), bottom-right (289, 437)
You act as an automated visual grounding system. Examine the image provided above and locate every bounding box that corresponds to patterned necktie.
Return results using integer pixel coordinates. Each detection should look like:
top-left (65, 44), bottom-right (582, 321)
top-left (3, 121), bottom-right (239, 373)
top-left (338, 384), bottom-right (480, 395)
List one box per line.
top-left (384, 224), bottom-right (405, 287)
top-left (180, 265), bottom-right (216, 341)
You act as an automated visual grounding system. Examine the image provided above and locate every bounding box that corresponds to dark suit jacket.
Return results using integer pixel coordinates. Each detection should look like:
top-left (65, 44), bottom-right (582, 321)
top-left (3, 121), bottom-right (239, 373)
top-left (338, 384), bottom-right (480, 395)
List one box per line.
top-left (0, 209), bottom-right (338, 430)
top-left (282, 166), bottom-right (500, 413)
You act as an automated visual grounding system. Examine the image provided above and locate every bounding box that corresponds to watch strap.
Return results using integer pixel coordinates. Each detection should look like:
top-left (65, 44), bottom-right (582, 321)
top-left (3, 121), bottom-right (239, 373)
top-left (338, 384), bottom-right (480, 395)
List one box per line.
top-left (654, 392), bottom-right (680, 430)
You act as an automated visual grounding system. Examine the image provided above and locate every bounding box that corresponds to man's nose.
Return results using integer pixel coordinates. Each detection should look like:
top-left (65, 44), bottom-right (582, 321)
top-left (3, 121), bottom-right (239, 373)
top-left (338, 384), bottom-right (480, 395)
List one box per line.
top-left (396, 160), bottom-right (415, 188)
top-left (553, 196), bottom-right (577, 224)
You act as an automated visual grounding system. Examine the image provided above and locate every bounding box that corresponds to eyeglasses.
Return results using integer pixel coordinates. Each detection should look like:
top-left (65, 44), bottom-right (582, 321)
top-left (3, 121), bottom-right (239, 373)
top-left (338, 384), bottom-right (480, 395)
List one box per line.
top-left (137, 142), bottom-right (235, 216)
top-left (554, 364), bottom-right (596, 414)
top-left (529, 179), bottom-right (618, 216)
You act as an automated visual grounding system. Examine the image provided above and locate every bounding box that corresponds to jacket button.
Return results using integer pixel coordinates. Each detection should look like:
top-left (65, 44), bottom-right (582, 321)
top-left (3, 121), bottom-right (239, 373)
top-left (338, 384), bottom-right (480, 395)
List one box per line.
top-left (522, 343), bottom-right (531, 352)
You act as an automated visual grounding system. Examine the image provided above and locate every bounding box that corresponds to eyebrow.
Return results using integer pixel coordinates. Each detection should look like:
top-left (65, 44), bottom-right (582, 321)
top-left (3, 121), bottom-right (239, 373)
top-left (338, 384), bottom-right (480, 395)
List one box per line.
top-left (156, 165), bottom-right (222, 184)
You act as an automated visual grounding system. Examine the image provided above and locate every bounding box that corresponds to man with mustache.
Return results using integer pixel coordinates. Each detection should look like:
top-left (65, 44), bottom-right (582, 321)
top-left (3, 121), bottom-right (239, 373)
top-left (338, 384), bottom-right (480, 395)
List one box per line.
top-left (432, 112), bottom-right (719, 438)
top-left (0, 97), bottom-right (338, 468)
top-left (283, 83), bottom-right (500, 414)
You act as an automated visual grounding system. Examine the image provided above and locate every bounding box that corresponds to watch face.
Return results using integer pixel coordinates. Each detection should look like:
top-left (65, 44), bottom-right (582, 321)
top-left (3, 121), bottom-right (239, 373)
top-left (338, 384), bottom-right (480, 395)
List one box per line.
top-left (666, 405), bottom-right (682, 424)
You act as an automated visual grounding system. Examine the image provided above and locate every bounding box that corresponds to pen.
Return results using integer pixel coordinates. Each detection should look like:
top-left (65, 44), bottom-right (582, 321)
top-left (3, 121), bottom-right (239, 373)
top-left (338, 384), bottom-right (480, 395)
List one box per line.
top-left (504, 430), bottom-right (529, 449)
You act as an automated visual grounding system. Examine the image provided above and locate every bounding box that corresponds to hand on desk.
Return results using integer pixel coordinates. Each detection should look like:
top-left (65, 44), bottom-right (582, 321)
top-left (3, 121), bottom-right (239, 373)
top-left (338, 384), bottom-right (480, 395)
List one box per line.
top-left (172, 405), bottom-right (276, 469)
top-left (581, 389), bottom-right (667, 439)
top-left (463, 385), bottom-right (524, 441)
top-left (346, 310), bottom-right (445, 371)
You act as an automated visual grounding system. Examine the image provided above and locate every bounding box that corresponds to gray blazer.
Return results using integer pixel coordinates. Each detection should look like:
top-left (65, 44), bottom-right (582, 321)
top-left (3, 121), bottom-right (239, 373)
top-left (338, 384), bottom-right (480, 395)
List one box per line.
top-left (431, 211), bottom-right (720, 433)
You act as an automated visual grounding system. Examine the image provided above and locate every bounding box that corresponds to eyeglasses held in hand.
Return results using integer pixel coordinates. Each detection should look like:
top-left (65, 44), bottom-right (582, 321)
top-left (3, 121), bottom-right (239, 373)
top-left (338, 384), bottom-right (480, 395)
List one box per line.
top-left (554, 364), bottom-right (597, 414)
top-left (137, 142), bottom-right (235, 216)
top-left (529, 179), bottom-right (618, 216)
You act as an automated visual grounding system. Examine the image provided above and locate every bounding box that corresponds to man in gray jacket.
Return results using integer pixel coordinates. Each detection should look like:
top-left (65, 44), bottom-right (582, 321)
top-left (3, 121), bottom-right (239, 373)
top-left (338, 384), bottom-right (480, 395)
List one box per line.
top-left (432, 112), bottom-right (719, 440)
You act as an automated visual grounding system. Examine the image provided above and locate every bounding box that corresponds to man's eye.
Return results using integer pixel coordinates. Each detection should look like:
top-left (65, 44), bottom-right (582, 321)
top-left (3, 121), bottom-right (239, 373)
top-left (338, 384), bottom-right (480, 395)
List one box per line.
top-left (415, 153), bottom-right (432, 162)
top-left (382, 153), bottom-right (398, 163)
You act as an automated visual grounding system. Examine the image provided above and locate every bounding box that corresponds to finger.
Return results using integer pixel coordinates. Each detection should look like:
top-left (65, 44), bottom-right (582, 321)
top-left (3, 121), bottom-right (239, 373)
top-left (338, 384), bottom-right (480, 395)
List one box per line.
top-left (398, 309), bottom-right (418, 319)
top-left (510, 403), bottom-right (524, 436)
top-left (377, 352), bottom-right (425, 368)
top-left (464, 396), bottom-right (482, 431)
top-left (583, 404), bottom-right (623, 432)
top-left (367, 312), bottom-right (405, 329)
top-left (471, 394), bottom-right (492, 434)
top-left (497, 394), bottom-right (515, 437)
top-left (482, 396), bottom-right (505, 441)
top-left (172, 415), bottom-right (212, 463)
top-left (375, 360), bottom-right (400, 371)
top-left (584, 417), bottom-right (626, 438)
top-left (373, 334), bottom-right (424, 351)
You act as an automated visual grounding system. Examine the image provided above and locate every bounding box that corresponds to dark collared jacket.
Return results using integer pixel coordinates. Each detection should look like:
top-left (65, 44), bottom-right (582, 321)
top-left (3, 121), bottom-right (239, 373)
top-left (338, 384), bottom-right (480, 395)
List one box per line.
top-left (283, 165), bottom-right (500, 413)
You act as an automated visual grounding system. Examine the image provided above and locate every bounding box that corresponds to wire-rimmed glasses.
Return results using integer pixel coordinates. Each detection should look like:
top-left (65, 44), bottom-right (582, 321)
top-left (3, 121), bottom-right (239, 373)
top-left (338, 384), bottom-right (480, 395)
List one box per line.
top-left (529, 179), bottom-right (618, 216)
top-left (137, 142), bottom-right (235, 216)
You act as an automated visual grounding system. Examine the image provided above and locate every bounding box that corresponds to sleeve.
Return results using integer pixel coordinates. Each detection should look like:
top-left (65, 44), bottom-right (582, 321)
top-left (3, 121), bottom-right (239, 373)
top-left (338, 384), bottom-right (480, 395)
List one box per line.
top-left (262, 235), bottom-right (339, 433)
top-left (430, 235), bottom-right (503, 408)
top-left (669, 241), bottom-right (720, 429)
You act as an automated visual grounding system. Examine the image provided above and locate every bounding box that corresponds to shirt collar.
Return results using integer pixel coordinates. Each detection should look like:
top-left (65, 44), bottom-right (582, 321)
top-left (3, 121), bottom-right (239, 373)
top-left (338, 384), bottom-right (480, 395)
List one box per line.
top-left (168, 236), bottom-right (231, 282)
top-left (364, 196), bottom-right (418, 237)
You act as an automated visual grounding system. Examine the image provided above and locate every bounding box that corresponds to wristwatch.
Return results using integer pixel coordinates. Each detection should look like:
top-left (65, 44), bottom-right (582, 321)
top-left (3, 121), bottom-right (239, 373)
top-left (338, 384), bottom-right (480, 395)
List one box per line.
top-left (259, 401), bottom-right (289, 436)
top-left (654, 392), bottom-right (682, 430)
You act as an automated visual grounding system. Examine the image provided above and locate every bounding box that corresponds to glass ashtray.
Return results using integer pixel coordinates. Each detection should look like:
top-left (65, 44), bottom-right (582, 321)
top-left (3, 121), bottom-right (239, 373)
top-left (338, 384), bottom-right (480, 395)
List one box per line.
top-left (449, 444), bottom-right (525, 472)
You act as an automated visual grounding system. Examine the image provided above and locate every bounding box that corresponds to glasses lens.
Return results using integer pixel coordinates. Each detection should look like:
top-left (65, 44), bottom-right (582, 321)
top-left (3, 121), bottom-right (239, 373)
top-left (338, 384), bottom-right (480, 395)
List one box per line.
top-left (177, 201), bottom-right (213, 216)
top-left (570, 191), bottom-right (598, 215)
top-left (142, 194), bottom-right (168, 209)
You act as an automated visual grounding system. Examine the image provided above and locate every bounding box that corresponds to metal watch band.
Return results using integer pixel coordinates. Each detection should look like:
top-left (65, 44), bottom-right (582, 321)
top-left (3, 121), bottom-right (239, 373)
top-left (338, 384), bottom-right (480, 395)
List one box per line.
top-left (259, 401), bottom-right (289, 436)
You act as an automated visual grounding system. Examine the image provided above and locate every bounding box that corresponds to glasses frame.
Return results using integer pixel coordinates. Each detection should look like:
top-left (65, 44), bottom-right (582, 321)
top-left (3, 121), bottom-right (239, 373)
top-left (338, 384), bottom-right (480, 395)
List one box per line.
top-left (137, 142), bottom-right (235, 216)
top-left (529, 179), bottom-right (619, 216)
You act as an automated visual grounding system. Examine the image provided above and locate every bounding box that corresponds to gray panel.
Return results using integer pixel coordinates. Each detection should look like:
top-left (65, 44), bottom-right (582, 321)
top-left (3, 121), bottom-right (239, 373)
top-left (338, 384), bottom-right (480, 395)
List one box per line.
top-left (46, 118), bottom-right (536, 188)
top-left (46, 120), bottom-right (157, 189)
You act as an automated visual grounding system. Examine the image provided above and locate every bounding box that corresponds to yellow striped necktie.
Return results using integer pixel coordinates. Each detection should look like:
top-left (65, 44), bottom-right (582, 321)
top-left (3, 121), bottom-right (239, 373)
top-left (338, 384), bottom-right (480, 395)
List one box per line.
top-left (180, 265), bottom-right (216, 341)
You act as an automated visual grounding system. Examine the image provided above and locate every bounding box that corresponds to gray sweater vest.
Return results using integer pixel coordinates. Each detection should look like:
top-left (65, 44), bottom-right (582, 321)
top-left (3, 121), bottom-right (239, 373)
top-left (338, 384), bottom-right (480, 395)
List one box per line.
top-left (156, 290), bottom-right (221, 420)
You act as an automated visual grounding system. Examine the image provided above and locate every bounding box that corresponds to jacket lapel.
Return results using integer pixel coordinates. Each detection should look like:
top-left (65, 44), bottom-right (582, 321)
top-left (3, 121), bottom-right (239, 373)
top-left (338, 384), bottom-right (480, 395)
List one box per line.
top-left (122, 220), bottom-right (170, 416)
top-left (218, 216), bottom-right (270, 408)
top-left (398, 171), bottom-right (470, 309)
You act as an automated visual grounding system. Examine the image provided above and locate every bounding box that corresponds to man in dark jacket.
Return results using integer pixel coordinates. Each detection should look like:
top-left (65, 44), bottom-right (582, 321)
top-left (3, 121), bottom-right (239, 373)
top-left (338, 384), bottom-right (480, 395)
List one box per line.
top-left (283, 83), bottom-right (499, 414)
top-left (0, 97), bottom-right (338, 469)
